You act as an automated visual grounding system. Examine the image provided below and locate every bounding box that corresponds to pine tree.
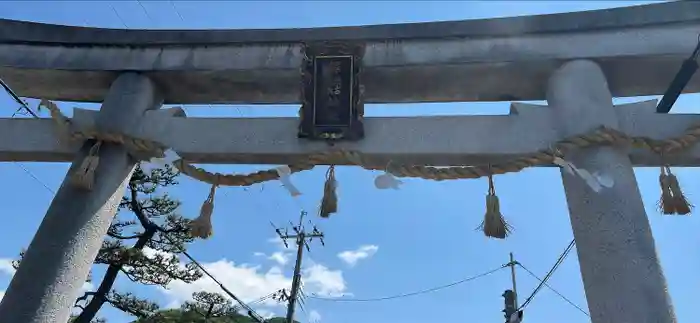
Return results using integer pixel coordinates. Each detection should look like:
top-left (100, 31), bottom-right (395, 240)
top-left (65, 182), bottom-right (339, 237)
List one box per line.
top-left (182, 291), bottom-right (239, 319)
top-left (13, 164), bottom-right (203, 322)
top-left (137, 291), bottom-right (252, 323)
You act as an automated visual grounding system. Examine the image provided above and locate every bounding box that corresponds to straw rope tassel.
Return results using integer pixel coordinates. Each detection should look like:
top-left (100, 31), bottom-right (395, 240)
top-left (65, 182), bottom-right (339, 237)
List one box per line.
top-left (39, 99), bottom-right (71, 138)
top-left (659, 165), bottom-right (692, 215)
top-left (658, 166), bottom-right (674, 214)
top-left (69, 141), bottom-right (103, 191)
top-left (319, 165), bottom-right (338, 218)
top-left (190, 183), bottom-right (218, 239)
top-left (479, 174), bottom-right (512, 239)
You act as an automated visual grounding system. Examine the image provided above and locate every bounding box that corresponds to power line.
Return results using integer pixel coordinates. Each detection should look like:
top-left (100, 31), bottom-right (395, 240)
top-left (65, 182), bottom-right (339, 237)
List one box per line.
top-left (3, 100), bottom-right (56, 195)
top-left (109, 3), bottom-right (129, 28)
top-left (158, 230), bottom-right (268, 323)
top-left (131, 0), bottom-right (255, 214)
top-left (3, 5), bottom-right (268, 316)
top-left (6, 134), bottom-right (269, 322)
top-left (1, 78), bottom-right (39, 118)
top-left (248, 289), bottom-right (287, 308)
top-left (165, 0), bottom-right (247, 120)
top-left (518, 263), bottom-right (590, 318)
top-left (14, 163), bottom-right (55, 193)
top-left (7, 123), bottom-right (580, 319)
top-left (3, 5), bottom-right (270, 322)
top-left (170, 0), bottom-right (185, 21)
top-left (518, 239), bottom-right (575, 311)
top-left (308, 264), bottom-right (508, 302)
top-left (135, 0), bottom-right (153, 22)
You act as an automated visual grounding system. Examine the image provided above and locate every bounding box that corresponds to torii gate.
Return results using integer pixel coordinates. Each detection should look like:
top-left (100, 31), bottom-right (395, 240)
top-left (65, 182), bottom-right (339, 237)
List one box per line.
top-left (1, 2), bottom-right (699, 323)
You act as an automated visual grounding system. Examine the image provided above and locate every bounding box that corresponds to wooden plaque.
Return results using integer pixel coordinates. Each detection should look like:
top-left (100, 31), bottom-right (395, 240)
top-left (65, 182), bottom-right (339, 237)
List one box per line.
top-left (298, 42), bottom-right (365, 141)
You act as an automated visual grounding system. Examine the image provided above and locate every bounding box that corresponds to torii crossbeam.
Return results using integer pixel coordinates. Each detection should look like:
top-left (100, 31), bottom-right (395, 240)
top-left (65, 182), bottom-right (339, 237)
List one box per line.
top-left (1, 2), bottom-right (699, 323)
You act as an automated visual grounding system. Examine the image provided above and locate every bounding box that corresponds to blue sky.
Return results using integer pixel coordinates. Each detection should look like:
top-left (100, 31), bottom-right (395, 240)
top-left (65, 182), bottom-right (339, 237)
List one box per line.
top-left (1, 1), bottom-right (699, 323)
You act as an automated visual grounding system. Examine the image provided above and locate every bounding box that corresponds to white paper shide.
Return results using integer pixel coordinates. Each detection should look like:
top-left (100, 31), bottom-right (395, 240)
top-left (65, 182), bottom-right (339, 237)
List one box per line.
top-left (374, 172), bottom-right (403, 190)
top-left (276, 165), bottom-right (302, 197)
top-left (553, 157), bottom-right (614, 192)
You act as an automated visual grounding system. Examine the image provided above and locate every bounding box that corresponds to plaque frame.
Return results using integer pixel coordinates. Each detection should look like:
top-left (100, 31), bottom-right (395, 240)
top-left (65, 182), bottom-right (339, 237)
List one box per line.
top-left (298, 41), bottom-right (365, 141)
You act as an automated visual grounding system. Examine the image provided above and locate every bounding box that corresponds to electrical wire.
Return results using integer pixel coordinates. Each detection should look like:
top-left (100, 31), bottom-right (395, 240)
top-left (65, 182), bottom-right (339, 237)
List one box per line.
top-left (3, 6), bottom-right (586, 319)
top-left (3, 5), bottom-right (270, 323)
top-left (109, 3), bottom-right (129, 28)
top-left (2, 96), bottom-right (268, 321)
top-left (170, 1), bottom-right (186, 21)
top-left (308, 264), bottom-right (509, 302)
top-left (5, 97), bottom-right (579, 319)
top-left (518, 263), bottom-right (590, 318)
top-left (1, 78), bottom-right (39, 118)
top-left (158, 232), bottom-right (268, 323)
top-left (135, 0), bottom-right (153, 22)
top-left (518, 239), bottom-right (575, 310)
top-left (166, 0), bottom-right (246, 119)
top-left (2, 95), bottom-right (56, 195)
top-left (14, 163), bottom-right (55, 193)
top-left (232, 289), bottom-right (286, 312)
top-left (10, 151), bottom-right (269, 322)
top-left (64, 5), bottom-right (272, 318)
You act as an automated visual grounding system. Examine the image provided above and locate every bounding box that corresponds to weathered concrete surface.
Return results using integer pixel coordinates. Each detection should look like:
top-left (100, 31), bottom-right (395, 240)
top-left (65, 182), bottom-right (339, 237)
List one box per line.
top-left (0, 73), bottom-right (163, 323)
top-left (1, 100), bottom-right (699, 166)
top-left (550, 60), bottom-right (675, 323)
top-left (1, 2), bottom-right (699, 104)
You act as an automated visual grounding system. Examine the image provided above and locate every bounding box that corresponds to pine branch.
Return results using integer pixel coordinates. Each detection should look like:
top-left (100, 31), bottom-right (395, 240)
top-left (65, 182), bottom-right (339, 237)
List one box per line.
top-left (105, 291), bottom-right (159, 318)
top-left (182, 291), bottom-right (237, 319)
top-left (73, 227), bottom-right (157, 323)
top-left (106, 232), bottom-right (143, 240)
top-left (75, 291), bottom-right (97, 307)
top-left (120, 247), bottom-right (201, 285)
top-left (67, 164), bottom-right (200, 322)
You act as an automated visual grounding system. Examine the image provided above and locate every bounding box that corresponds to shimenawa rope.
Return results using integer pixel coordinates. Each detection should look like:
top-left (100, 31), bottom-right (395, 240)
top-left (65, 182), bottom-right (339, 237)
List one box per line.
top-left (38, 100), bottom-right (696, 239)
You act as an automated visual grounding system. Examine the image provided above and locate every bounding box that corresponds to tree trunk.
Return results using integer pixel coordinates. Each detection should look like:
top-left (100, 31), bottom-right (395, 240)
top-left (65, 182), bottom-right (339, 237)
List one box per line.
top-left (73, 228), bottom-right (156, 323)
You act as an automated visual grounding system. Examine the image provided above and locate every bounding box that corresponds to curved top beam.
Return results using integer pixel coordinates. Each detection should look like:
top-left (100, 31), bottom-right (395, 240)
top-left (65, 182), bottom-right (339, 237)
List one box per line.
top-left (0, 2), bottom-right (698, 45)
top-left (0, 1), bottom-right (699, 104)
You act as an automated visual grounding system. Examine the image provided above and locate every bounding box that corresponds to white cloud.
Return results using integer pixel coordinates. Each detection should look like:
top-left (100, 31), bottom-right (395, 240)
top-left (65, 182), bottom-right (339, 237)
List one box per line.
top-left (162, 259), bottom-right (348, 309)
top-left (253, 238), bottom-right (295, 267)
top-left (268, 237), bottom-right (291, 251)
top-left (255, 309), bottom-right (276, 320)
top-left (159, 235), bottom-right (349, 318)
top-left (268, 252), bottom-right (290, 266)
top-left (142, 247), bottom-right (178, 260)
top-left (308, 310), bottom-right (322, 322)
top-left (0, 259), bottom-right (16, 276)
top-left (337, 245), bottom-right (379, 267)
top-left (0, 244), bottom-right (346, 320)
top-left (302, 264), bottom-right (346, 297)
top-left (163, 260), bottom-right (291, 308)
top-left (0, 259), bottom-right (13, 302)
top-left (81, 281), bottom-right (94, 292)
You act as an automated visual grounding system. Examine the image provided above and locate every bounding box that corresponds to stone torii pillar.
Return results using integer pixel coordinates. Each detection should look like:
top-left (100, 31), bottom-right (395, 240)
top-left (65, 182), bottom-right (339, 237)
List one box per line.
top-left (0, 73), bottom-right (163, 323)
top-left (548, 60), bottom-right (676, 323)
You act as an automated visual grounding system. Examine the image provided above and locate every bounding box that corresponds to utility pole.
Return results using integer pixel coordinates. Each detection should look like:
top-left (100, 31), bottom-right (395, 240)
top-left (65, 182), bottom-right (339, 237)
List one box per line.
top-left (272, 211), bottom-right (325, 323)
top-left (503, 252), bottom-right (523, 323)
top-left (509, 252), bottom-right (518, 308)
